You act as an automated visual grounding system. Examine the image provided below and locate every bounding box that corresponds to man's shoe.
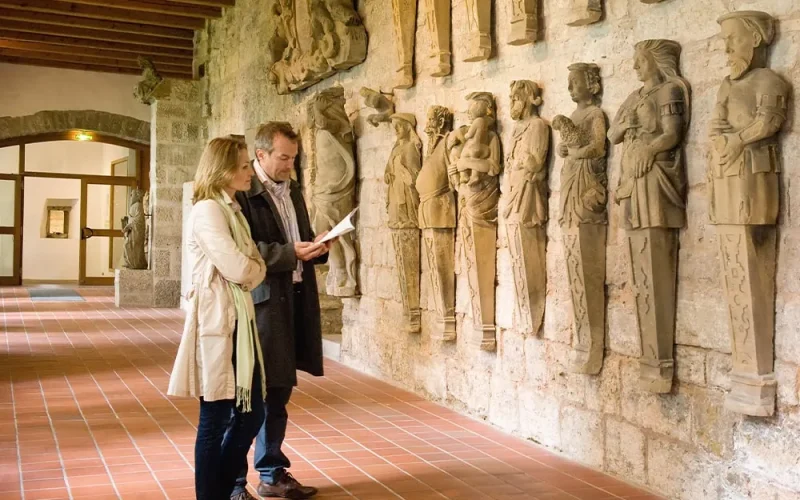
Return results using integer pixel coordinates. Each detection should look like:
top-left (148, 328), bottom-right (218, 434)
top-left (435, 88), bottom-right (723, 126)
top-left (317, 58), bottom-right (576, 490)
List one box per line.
top-left (257, 473), bottom-right (318, 499)
top-left (231, 490), bottom-right (259, 500)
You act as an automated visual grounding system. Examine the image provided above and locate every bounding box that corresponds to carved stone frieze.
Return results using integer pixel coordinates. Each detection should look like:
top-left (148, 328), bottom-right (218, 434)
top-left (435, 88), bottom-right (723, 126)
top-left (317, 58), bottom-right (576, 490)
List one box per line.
top-left (609, 39), bottom-right (691, 392)
top-left (423, 0), bottom-right (452, 76)
top-left (508, 0), bottom-right (538, 46)
top-left (392, 0), bottom-right (418, 89)
top-left (566, 0), bottom-right (602, 27)
top-left (360, 88), bottom-right (395, 127)
top-left (464, 0), bottom-right (492, 62)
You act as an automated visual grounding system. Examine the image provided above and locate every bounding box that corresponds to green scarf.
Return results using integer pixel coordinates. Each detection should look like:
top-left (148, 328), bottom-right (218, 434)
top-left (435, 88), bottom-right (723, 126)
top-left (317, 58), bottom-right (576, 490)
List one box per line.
top-left (215, 195), bottom-right (267, 412)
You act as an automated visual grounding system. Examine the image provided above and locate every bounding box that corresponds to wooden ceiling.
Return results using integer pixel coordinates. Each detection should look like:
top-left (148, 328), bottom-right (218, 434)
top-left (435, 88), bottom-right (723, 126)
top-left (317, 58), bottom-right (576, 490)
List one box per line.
top-left (0, 0), bottom-right (234, 79)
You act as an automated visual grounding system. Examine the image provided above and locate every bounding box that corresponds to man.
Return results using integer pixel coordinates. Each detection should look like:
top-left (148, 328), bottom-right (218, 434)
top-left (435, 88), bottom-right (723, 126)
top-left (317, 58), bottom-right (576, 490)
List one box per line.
top-left (231, 121), bottom-right (330, 500)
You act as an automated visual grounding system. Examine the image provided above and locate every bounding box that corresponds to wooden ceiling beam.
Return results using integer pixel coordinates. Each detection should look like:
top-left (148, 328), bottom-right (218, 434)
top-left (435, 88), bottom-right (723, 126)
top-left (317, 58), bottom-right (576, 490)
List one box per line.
top-left (0, 55), bottom-right (193, 78)
top-left (57, 0), bottom-right (222, 19)
top-left (0, 7), bottom-right (195, 39)
top-left (0, 0), bottom-right (205, 30)
top-left (0, 46), bottom-right (192, 72)
top-left (0, 29), bottom-right (194, 58)
top-left (0, 18), bottom-right (194, 48)
top-left (167, 0), bottom-right (234, 6)
top-left (0, 39), bottom-right (193, 67)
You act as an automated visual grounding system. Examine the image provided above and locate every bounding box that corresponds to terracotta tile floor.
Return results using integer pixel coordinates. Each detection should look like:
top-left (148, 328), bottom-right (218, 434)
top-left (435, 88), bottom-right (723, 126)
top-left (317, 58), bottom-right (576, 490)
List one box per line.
top-left (0, 287), bottom-right (663, 500)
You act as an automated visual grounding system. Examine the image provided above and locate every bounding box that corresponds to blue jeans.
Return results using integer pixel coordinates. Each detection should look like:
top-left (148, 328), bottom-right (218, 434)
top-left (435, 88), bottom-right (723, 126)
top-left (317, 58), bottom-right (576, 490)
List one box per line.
top-left (195, 368), bottom-right (265, 500)
top-left (231, 386), bottom-right (293, 495)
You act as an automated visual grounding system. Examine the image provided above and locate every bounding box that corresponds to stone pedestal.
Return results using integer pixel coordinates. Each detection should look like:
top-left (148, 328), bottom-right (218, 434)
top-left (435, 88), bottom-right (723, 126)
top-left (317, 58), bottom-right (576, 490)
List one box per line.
top-left (391, 229), bottom-right (421, 334)
top-left (422, 228), bottom-right (456, 341)
top-left (464, 221), bottom-right (497, 351)
top-left (566, 0), bottom-right (602, 26)
top-left (463, 0), bottom-right (492, 62)
top-left (508, 0), bottom-right (538, 45)
top-left (508, 224), bottom-right (546, 335)
top-left (717, 224), bottom-right (778, 416)
top-left (115, 268), bottom-right (153, 308)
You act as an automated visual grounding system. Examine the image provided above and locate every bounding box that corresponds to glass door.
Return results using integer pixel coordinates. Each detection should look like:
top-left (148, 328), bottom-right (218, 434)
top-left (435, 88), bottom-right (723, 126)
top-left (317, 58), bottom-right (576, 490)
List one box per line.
top-left (0, 175), bottom-right (21, 286)
top-left (79, 178), bottom-right (135, 286)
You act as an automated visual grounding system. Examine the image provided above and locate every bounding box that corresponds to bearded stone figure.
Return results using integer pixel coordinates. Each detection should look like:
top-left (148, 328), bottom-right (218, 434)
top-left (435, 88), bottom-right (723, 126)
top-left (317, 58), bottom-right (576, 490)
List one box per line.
top-left (504, 80), bottom-right (549, 336)
top-left (708, 11), bottom-right (789, 417)
top-left (554, 63), bottom-right (608, 375)
top-left (608, 39), bottom-right (691, 393)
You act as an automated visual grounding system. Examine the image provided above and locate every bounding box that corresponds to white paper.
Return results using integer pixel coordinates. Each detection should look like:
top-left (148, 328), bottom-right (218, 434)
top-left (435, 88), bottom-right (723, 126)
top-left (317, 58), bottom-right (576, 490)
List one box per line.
top-left (319, 207), bottom-right (358, 243)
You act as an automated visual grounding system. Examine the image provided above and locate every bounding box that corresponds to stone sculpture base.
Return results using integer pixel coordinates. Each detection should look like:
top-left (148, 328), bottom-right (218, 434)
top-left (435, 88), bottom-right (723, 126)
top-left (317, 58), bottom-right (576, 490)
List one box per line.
top-left (464, 221), bottom-right (497, 351)
top-left (628, 227), bottom-right (678, 393)
top-left (422, 228), bottom-right (456, 341)
top-left (565, 224), bottom-right (607, 375)
top-left (566, 0), bottom-right (602, 26)
top-left (425, 0), bottom-right (452, 77)
top-left (464, 0), bottom-right (491, 62)
top-left (392, 229), bottom-right (421, 334)
top-left (508, 0), bottom-right (537, 46)
top-left (716, 224), bottom-right (777, 417)
top-left (392, 0), bottom-right (417, 90)
top-left (115, 268), bottom-right (153, 308)
top-left (508, 224), bottom-right (546, 335)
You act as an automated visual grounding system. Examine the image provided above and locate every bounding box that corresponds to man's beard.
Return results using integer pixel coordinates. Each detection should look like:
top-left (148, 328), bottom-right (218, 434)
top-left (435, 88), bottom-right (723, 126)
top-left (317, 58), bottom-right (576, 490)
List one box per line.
top-left (510, 103), bottom-right (525, 120)
top-left (729, 56), bottom-right (751, 79)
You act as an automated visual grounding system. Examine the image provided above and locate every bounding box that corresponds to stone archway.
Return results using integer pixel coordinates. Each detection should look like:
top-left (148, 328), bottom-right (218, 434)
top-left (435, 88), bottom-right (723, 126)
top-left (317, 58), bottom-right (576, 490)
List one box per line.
top-left (0, 110), bottom-right (150, 145)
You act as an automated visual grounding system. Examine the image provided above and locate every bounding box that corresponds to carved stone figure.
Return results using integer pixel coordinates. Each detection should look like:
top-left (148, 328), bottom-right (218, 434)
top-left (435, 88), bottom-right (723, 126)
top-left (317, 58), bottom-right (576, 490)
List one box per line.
top-left (464, 0), bottom-right (492, 62)
top-left (307, 87), bottom-right (359, 296)
top-left (449, 92), bottom-right (501, 350)
top-left (424, 0), bottom-right (452, 76)
top-left (133, 57), bottom-right (166, 105)
top-left (609, 40), bottom-right (691, 393)
top-left (417, 106), bottom-right (457, 339)
top-left (384, 113), bottom-right (423, 332)
top-left (122, 189), bottom-right (148, 270)
top-left (504, 80), bottom-right (549, 336)
top-left (268, 0), bottom-right (367, 94)
top-left (509, 0), bottom-right (538, 45)
top-left (708, 11), bottom-right (789, 417)
top-left (392, 0), bottom-right (418, 89)
top-left (554, 63), bottom-right (608, 375)
top-left (567, 0), bottom-right (602, 27)
top-left (360, 87), bottom-right (395, 127)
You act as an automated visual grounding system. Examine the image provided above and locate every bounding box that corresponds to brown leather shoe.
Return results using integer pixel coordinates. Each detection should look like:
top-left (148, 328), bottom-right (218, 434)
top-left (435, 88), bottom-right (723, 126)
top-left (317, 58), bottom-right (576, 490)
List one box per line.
top-left (257, 473), bottom-right (318, 499)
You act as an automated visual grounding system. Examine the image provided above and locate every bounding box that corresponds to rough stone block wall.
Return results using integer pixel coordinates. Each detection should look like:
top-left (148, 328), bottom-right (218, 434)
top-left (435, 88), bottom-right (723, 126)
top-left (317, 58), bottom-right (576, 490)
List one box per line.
top-left (200, 1), bottom-right (800, 497)
top-left (150, 80), bottom-right (206, 307)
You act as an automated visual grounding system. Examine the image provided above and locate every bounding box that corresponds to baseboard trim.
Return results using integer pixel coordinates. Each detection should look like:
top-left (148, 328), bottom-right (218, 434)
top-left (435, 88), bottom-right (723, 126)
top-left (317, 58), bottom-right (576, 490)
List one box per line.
top-left (22, 279), bottom-right (80, 286)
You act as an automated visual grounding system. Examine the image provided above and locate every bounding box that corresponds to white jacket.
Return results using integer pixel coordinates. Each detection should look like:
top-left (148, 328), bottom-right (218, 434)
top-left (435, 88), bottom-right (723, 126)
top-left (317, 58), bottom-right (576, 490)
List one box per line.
top-left (167, 192), bottom-right (266, 402)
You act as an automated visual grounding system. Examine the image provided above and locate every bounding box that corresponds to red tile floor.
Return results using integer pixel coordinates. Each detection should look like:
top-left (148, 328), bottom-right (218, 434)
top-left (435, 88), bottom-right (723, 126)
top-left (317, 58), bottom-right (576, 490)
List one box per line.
top-left (0, 287), bottom-right (663, 500)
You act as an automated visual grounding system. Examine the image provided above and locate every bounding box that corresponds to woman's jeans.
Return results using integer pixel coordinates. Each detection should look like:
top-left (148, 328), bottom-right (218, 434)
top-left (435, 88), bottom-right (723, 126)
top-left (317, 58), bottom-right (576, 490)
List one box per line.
top-left (195, 364), bottom-right (265, 500)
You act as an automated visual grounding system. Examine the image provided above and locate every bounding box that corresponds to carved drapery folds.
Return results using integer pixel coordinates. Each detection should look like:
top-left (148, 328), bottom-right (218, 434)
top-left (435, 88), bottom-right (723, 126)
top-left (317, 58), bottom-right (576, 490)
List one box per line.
top-left (268, 0), bottom-right (367, 94)
top-left (450, 92), bottom-right (501, 350)
top-left (566, 0), bottom-right (602, 27)
top-left (385, 113), bottom-right (423, 332)
top-left (609, 39), bottom-right (690, 392)
top-left (307, 86), bottom-right (359, 296)
top-left (424, 0), bottom-right (452, 76)
top-left (555, 63), bottom-right (608, 375)
top-left (417, 106), bottom-right (457, 339)
top-left (504, 80), bottom-right (549, 336)
top-left (464, 0), bottom-right (492, 62)
top-left (391, 0), bottom-right (418, 89)
top-left (508, 0), bottom-right (538, 46)
top-left (122, 189), bottom-right (148, 270)
top-left (708, 11), bottom-right (789, 417)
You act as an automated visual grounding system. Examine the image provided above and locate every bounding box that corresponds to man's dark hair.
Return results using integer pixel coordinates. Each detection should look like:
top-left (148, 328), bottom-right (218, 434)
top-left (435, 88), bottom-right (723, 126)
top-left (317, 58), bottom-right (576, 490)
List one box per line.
top-left (253, 121), bottom-right (300, 154)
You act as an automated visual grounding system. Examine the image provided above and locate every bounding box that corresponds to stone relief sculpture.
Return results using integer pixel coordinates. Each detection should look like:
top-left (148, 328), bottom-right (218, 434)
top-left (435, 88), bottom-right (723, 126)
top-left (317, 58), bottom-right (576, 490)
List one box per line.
top-left (554, 63), bottom-right (608, 375)
top-left (417, 105), bottom-right (457, 340)
top-left (449, 92), bottom-right (501, 350)
top-left (566, 0), bottom-right (602, 27)
top-left (391, 0), bottom-right (418, 89)
top-left (464, 0), bottom-right (492, 62)
top-left (508, 0), bottom-right (538, 45)
top-left (360, 87), bottom-right (395, 127)
top-left (134, 57), bottom-right (167, 105)
top-left (268, 0), bottom-right (367, 94)
top-left (385, 113), bottom-right (423, 333)
top-left (308, 86), bottom-right (359, 296)
top-left (608, 39), bottom-right (691, 393)
top-left (504, 80), bottom-right (549, 336)
top-left (708, 11), bottom-right (789, 417)
top-left (122, 189), bottom-right (148, 270)
top-left (424, 0), bottom-right (452, 76)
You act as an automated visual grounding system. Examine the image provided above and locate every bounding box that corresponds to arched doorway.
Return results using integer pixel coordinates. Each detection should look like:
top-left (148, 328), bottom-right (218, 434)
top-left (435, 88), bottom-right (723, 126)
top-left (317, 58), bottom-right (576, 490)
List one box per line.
top-left (0, 111), bottom-right (150, 286)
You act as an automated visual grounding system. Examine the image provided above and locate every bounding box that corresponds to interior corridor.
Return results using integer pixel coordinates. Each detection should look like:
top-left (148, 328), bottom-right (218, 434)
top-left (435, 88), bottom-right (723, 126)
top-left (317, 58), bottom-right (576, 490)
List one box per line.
top-left (0, 288), bottom-right (660, 500)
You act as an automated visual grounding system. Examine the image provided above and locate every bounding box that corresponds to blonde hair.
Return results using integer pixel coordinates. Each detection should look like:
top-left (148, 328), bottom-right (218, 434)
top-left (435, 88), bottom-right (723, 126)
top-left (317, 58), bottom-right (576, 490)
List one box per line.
top-left (193, 135), bottom-right (248, 203)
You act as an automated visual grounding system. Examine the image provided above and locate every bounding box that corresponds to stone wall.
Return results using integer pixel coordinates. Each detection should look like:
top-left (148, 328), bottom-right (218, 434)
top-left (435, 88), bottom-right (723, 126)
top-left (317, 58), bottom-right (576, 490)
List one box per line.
top-left (199, 1), bottom-right (800, 497)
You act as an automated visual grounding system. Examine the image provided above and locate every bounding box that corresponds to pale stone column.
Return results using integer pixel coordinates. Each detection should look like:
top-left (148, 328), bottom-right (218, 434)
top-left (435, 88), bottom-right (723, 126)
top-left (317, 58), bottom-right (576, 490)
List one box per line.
top-left (422, 228), bottom-right (456, 339)
top-left (392, 229), bottom-right (422, 333)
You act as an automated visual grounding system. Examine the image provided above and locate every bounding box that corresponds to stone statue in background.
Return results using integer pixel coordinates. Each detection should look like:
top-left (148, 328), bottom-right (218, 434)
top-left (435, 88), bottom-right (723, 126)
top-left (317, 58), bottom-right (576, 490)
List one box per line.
top-left (504, 80), bottom-right (549, 336)
top-left (122, 189), bottom-right (148, 270)
top-left (424, 0), bottom-right (452, 76)
top-left (567, 0), bottom-right (602, 27)
top-left (554, 63), bottom-right (608, 375)
top-left (134, 57), bottom-right (166, 105)
top-left (508, 0), bottom-right (538, 45)
top-left (449, 92), bottom-right (501, 350)
top-left (360, 87), bottom-right (395, 127)
top-left (609, 39), bottom-right (691, 393)
top-left (464, 0), bottom-right (492, 61)
top-left (709, 11), bottom-right (789, 417)
top-left (385, 113), bottom-right (423, 333)
top-left (391, 0), bottom-right (418, 89)
top-left (307, 86), bottom-right (359, 296)
top-left (417, 106), bottom-right (457, 340)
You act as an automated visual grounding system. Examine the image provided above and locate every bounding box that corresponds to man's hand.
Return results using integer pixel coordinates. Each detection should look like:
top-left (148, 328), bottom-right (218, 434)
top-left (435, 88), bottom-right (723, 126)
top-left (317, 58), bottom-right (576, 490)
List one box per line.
top-left (314, 231), bottom-right (336, 252)
top-left (294, 241), bottom-right (327, 262)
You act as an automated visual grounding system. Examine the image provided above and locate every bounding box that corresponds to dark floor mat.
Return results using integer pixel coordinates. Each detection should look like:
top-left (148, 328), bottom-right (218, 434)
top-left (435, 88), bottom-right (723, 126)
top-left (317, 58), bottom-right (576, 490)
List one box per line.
top-left (28, 288), bottom-right (85, 302)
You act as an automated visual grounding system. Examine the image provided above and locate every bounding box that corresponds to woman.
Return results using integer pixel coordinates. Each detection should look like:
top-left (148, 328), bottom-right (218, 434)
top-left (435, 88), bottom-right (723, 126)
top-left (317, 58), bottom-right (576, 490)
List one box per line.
top-left (168, 136), bottom-right (267, 500)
